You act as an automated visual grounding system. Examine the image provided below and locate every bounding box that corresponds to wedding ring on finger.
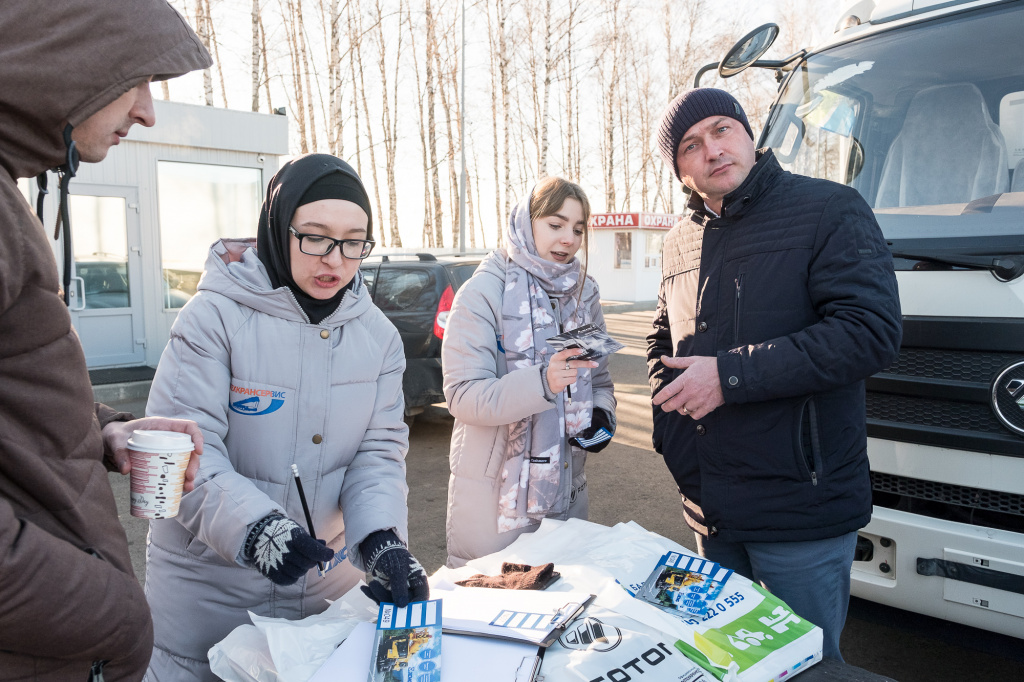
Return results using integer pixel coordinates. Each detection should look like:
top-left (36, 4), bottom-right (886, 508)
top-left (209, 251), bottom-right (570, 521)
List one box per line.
top-left (565, 361), bottom-right (571, 371)
top-left (681, 407), bottom-right (690, 416)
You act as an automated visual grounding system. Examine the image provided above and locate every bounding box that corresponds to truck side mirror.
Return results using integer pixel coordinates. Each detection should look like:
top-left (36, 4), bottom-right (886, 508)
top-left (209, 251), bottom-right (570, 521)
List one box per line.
top-left (719, 23), bottom-right (780, 78)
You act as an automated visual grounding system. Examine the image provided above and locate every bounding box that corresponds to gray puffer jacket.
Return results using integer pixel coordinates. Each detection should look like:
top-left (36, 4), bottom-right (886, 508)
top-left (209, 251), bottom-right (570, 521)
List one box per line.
top-left (144, 239), bottom-right (409, 681)
top-left (443, 251), bottom-right (615, 567)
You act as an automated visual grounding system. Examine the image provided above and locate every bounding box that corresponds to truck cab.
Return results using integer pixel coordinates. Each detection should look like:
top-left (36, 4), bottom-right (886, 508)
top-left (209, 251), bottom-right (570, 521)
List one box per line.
top-left (725, 0), bottom-right (1024, 638)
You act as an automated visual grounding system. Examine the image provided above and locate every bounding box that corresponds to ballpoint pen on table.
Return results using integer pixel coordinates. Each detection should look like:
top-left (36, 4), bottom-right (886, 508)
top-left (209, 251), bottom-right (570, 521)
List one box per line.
top-left (290, 463), bottom-right (326, 576)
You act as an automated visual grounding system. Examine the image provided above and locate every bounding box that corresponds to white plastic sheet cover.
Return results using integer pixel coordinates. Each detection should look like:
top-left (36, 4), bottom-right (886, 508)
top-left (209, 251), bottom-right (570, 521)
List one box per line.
top-left (543, 604), bottom-right (711, 682)
top-left (208, 586), bottom-right (378, 682)
top-left (454, 518), bottom-right (823, 682)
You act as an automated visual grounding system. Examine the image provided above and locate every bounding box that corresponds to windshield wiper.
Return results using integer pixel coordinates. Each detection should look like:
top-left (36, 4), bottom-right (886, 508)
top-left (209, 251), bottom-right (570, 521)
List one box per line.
top-left (889, 249), bottom-right (1024, 281)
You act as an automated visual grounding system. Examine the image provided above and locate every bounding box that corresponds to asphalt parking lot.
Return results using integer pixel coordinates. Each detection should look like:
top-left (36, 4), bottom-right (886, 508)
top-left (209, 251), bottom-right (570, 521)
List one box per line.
top-left (108, 306), bottom-right (1024, 681)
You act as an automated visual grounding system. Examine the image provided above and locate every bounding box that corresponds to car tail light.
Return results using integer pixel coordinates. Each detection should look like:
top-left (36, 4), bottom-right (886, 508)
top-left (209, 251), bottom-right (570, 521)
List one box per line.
top-left (433, 285), bottom-right (454, 339)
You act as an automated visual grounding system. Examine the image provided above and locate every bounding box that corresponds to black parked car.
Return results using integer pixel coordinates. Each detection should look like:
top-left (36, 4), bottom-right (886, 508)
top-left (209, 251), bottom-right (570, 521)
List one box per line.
top-left (360, 254), bottom-right (482, 418)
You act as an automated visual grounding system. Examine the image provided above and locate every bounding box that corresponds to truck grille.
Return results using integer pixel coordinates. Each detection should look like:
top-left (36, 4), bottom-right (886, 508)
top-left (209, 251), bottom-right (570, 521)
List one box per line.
top-left (865, 319), bottom-right (1024, 458)
top-left (866, 392), bottom-right (1005, 434)
top-left (886, 347), bottom-right (1020, 381)
top-left (872, 472), bottom-right (1024, 518)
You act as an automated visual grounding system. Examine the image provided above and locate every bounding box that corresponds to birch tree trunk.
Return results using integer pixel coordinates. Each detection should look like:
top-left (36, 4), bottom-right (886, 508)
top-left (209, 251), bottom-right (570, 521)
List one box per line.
top-left (296, 0), bottom-right (318, 150)
top-left (195, 3), bottom-right (214, 106)
top-left (433, 24), bottom-right (460, 249)
top-left (498, 0), bottom-right (511, 224)
top-left (327, 0), bottom-right (343, 155)
top-left (346, 4), bottom-right (362, 175)
top-left (259, 9), bottom-right (273, 112)
top-left (406, 4), bottom-right (434, 247)
top-left (202, 0), bottom-right (229, 108)
top-left (425, 0), bottom-right (444, 248)
top-left (466, 169), bottom-right (476, 249)
top-left (282, 0), bottom-right (308, 152)
top-left (538, 0), bottom-right (553, 177)
top-left (374, 0), bottom-right (403, 247)
top-left (486, 2), bottom-right (503, 248)
top-left (352, 6), bottom-right (386, 247)
top-left (251, 0), bottom-right (260, 112)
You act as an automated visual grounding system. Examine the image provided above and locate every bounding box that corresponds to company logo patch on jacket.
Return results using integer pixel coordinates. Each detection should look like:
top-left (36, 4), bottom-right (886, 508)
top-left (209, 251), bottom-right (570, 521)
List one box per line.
top-left (229, 383), bottom-right (287, 416)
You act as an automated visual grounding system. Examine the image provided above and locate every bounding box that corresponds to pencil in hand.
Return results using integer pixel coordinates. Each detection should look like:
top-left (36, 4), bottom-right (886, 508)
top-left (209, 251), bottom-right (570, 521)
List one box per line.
top-left (290, 464), bottom-right (326, 575)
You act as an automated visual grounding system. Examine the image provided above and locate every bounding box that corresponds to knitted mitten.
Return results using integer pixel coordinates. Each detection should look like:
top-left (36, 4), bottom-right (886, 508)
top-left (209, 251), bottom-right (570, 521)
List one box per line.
top-left (243, 513), bottom-right (334, 586)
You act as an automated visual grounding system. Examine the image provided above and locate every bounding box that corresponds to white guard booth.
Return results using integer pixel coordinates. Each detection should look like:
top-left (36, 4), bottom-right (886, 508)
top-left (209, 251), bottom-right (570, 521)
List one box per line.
top-left (25, 100), bottom-right (289, 369)
top-left (587, 212), bottom-right (679, 303)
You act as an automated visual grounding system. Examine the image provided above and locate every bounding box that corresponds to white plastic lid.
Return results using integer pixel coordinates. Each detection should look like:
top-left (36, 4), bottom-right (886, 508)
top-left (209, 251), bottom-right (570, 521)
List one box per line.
top-left (126, 429), bottom-right (195, 454)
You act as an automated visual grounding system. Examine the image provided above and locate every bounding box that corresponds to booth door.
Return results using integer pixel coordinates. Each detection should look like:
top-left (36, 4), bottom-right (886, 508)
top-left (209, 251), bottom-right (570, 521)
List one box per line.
top-left (68, 184), bottom-right (146, 367)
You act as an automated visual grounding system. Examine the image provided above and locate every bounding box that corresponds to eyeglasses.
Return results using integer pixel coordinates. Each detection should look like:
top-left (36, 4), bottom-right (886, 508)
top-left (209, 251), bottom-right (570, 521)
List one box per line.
top-left (289, 226), bottom-right (375, 259)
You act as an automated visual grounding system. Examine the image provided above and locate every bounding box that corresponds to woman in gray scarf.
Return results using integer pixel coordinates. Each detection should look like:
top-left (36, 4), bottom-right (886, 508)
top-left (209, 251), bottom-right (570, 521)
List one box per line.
top-left (441, 177), bottom-right (617, 567)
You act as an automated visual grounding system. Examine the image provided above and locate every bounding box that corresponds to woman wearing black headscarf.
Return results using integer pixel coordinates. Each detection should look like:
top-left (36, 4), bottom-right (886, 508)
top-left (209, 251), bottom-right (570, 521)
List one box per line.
top-left (143, 154), bottom-right (428, 681)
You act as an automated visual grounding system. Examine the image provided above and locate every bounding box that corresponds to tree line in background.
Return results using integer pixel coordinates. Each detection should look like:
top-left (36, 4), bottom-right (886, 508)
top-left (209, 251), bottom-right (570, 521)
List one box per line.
top-left (167, 0), bottom-right (819, 249)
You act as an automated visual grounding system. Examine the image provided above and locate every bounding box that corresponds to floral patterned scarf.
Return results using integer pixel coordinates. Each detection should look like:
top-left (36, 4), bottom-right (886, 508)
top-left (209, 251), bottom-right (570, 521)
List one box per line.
top-left (497, 190), bottom-right (597, 533)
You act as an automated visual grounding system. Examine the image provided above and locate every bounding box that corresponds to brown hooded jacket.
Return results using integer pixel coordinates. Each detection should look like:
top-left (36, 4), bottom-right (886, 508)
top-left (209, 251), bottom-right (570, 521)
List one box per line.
top-left (0, 1), bottom-right (210, 679)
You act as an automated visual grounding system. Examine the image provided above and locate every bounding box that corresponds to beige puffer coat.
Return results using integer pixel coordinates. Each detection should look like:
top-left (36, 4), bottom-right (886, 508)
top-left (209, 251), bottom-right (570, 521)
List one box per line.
top-left (443, 251), bottom-right (615, 567)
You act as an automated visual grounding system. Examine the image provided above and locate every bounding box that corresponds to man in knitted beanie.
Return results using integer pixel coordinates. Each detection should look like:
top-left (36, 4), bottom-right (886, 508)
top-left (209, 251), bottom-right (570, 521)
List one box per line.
top-left (647, 87), bottom-right (901, 661)
top-left (657, 88), bottom-right (755, 211)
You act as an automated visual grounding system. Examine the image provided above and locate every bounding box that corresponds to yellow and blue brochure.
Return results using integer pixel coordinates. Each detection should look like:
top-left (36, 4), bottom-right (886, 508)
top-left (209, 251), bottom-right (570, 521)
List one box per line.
top-left (369, 600), bottom-right (442, 682)
top-left (638, 552), bottom-right (734, 618)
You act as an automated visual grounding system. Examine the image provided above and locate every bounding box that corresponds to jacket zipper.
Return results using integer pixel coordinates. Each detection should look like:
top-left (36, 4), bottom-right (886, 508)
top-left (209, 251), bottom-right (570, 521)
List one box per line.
top-left (808, 397), bottom-right (821, 486)
top-left (733, 273), bottom-right (744, 344)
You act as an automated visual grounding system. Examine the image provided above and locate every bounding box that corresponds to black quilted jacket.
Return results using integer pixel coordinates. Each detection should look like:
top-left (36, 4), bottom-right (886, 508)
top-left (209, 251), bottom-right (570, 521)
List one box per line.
top-left (647, 149), bottom-right (902, 543)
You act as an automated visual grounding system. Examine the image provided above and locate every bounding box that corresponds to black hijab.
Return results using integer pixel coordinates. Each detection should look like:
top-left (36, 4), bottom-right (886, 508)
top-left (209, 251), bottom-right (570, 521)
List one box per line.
top-left (256, 154), bottom-right (373, 324)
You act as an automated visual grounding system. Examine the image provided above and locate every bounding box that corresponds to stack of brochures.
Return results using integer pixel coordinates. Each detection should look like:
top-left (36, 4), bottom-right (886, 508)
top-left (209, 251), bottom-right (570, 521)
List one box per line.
top-left (433, 586), bottom-right (594, 647)
top-left (546, 324), bottom-right (625, 361)
top-left (634, 552), bottom-right (734, 618)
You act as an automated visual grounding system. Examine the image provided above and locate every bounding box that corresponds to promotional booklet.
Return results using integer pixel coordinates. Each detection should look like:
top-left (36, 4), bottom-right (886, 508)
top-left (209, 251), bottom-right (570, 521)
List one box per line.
top-left (546, 324), bottom-right (625, 361)
top-left (433, 586), bottom-right (594, 647)
top-left (368, 600), bottom-right (442, 682)
top-left (637, 552), bottom-right (734, 619)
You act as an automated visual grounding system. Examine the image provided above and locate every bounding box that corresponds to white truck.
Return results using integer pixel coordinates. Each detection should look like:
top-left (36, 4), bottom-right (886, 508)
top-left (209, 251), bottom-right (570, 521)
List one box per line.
top-left (708, 0), bottom-right (1024, 638)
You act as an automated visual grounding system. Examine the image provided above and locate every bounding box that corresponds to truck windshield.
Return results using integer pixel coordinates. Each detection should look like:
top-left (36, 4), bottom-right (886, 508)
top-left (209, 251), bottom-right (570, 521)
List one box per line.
top-left (762, 3), bottom-right (1024, 245)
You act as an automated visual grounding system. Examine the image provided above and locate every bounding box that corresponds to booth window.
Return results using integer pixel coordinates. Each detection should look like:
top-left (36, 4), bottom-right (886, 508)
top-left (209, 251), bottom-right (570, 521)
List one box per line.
top-left (614, 232), bottom-right (632, 269)
top-left (157, 162), bottom-right (262, 308)
top-left (645, 233), bottom-right (664, 269)
top-left (70, 195), bottom-right (130, 309)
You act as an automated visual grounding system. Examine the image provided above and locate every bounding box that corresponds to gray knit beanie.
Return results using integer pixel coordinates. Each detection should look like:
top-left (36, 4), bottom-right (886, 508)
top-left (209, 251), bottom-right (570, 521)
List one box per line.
top-left (658, 88), bottom-right (754, 181)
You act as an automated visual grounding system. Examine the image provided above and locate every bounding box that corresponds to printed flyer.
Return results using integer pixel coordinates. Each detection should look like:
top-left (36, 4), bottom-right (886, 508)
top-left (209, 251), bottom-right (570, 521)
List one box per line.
top-left (369, 600), bottom-right (442, 682)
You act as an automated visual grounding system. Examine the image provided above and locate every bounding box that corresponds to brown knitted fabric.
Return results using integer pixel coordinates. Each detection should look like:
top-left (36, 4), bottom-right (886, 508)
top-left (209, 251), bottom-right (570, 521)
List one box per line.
top-left (455, 562), bottom-right (560, 590)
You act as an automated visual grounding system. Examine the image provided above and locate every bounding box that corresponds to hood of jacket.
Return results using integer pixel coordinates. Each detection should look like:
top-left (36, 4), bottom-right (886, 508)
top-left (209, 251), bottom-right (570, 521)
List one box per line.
top-left (477, 248), bottom-right (510, 281)
top-left (0, 0), bottom-right (211, 179)
top-left (198, 238), bottom-right (373, 325)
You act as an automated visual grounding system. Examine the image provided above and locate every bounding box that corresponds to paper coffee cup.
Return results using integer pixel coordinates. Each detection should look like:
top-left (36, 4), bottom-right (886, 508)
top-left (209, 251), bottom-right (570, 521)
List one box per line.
top-left (127, 430), bottom-right (193, 519)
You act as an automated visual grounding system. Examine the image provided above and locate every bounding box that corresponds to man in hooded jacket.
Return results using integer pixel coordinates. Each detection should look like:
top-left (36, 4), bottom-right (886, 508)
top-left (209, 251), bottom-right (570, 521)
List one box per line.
top-left (0, 1), bottom-right (211, 679)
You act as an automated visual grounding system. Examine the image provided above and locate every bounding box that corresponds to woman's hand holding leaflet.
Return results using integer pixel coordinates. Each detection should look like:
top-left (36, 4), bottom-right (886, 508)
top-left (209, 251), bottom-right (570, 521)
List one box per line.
top-left (546, 347), bottom-right (599, 394)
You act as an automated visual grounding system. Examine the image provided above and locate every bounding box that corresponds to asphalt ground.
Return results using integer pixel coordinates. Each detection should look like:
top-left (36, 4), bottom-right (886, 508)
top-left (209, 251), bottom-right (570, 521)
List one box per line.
top-left (107, 307), bottom-right (1024, 681)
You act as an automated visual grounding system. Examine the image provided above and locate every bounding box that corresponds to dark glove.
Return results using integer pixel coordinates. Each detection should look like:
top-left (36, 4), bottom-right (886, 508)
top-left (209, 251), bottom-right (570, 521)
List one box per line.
top-left (243, 513), bottom-right (334, 586)
top-left (570, 408), bottom-right (615, 453)
top-left (359, 529), bottom-right (430, 607)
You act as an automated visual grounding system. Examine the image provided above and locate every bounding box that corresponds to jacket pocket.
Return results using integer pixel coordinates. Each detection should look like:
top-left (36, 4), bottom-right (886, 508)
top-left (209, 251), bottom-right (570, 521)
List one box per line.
top-left (225, 378), bottom-right (297, 481)
top-left (483, 426), bottom-right (506, 481)
top-left (796, 397), bottom-right (823, 486)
